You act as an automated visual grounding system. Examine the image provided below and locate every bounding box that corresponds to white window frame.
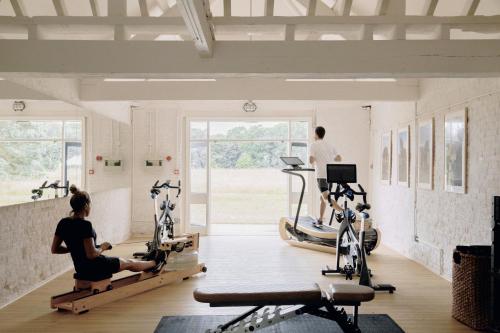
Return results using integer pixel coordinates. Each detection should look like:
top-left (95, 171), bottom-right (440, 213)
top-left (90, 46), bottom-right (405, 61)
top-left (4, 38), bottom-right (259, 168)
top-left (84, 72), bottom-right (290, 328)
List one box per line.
top-left (0, 116), bottom-right (87, 204)
top-left (184, 117), bottom-right (312, 235)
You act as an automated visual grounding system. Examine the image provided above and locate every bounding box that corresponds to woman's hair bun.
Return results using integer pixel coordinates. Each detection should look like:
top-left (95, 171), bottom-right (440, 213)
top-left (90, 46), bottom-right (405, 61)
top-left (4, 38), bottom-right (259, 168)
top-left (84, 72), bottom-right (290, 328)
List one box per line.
top-left (69, 184), bottom-right (80, 195)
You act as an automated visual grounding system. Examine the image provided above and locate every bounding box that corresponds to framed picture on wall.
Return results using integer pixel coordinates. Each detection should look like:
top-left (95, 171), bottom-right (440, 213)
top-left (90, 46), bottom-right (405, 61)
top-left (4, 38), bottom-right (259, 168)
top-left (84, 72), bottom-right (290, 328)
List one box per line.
top-left (444, 108), bottom-right (467, 193)
top-left (417, 118), bottom-right (434, 190)
top-left (397, 126), bottom-right (410, 187)
top-left (380, 131), bottom-right (392, 185)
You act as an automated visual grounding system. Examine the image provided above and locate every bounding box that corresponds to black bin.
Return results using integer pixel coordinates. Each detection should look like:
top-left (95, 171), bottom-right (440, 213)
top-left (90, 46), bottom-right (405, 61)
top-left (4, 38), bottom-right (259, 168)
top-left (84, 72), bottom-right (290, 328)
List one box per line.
top-left (452, 245), bottom-right (491, 330)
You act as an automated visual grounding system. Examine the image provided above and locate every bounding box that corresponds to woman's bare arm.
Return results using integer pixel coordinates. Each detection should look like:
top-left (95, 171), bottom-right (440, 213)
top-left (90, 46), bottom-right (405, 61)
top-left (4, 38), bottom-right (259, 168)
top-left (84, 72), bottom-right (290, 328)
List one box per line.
top-left (51, 235), bottom-right (69, 254)
top-left (83, 238), bottom-right (112, 260)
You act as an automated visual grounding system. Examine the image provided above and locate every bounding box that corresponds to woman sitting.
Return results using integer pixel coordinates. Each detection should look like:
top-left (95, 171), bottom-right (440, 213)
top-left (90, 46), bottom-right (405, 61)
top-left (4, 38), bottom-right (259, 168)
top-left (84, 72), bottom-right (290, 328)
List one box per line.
top-left (51, 185), bottom-right (165, 281)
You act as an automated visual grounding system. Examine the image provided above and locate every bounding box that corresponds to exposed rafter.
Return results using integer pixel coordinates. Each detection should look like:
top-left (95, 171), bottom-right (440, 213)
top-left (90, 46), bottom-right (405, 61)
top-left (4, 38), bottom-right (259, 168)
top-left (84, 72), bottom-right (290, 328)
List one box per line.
top-left (223, 0), bottom-right (230, 17)
top-left (9, 0), bottom-right (26, 17)
top-left (52, 0), bottom-right (67, 17)
top-left (1, 40), bottom-right (499, 78)
top-left (89, 0), bottom-right (100, 16)
top-left (177, 0), bottom-right (213, 57)
top-left (423, 0), bottom-right (439, 16)
top-left (465, 0), bottom-right (480, 16)
top-left (307, 0), bottom-right (317, 16)
top-left (138, 0), bottom-right (149, 17)
top-left (265, 0), bottom-right (274, 16)
top-left (376, 0), bottom-right (405, 16)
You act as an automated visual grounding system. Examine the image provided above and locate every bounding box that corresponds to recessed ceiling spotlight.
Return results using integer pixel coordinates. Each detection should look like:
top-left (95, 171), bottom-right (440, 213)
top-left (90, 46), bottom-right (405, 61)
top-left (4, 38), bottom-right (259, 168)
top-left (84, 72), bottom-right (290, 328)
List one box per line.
top-left (243, 101), bottom-right (257, 113)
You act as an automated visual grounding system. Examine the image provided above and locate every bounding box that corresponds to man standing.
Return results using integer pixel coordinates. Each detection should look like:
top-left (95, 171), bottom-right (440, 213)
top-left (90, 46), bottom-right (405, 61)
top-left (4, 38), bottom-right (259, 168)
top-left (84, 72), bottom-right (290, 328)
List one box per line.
top-left (309, 126), bottom-right (343, 228)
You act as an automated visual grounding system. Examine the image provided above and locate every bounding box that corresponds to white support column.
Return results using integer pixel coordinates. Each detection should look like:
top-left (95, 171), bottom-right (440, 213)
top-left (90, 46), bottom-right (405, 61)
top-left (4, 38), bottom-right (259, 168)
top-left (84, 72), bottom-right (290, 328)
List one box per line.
top-left (10, 0), bottom-right (26, 16)
top-left (285, 24), bottom-right (295, 41)
top-left (108, 0), bottom-right (127, 40)
top-left (265, 0), bottom-right (274, 16)
top-left (177, 0), bottom-right (214, 57)
top-left (464, 0), bottom-right (480, 16)
top-left (52, 0), bottom-right (67, 17)
top-left (27, 24), bottom-right (38, 40)
top-left (223, 0), bottom-right (231, 17)
top-left (89, 0), bottom-right (100, 16)
top-left (423, 0), bottom-right (438, 16)
top-left (361, 24), bottom-right (373, 40)
top-left (307, 0), bottom-right (317, 16)
top-left (139, 0), bottom-right (149, 17)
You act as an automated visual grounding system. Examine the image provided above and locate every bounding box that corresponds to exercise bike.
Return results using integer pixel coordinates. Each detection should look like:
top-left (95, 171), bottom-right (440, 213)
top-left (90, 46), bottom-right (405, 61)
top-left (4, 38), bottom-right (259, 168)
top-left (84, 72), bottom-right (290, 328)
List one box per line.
top-left (31, 180), bottom-right (69, 200)
top-left (133, 179), bottom-right (183, 259)
top-left (278, 157), bottom-right (380, 255)
top-left (321, 163), bottom-right (396, 293)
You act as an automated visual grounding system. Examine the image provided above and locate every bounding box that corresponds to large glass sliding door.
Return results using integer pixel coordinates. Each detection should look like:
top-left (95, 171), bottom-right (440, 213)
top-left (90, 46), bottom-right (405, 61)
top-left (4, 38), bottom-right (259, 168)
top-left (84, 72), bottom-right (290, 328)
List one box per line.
top-left (187, 119), bottom-right (310, 234)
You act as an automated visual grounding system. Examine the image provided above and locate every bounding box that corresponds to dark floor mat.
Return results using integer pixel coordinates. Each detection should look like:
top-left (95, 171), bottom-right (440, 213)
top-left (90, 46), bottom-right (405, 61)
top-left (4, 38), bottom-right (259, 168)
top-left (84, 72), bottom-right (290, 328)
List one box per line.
top-left (154, 314), bottom-right (405, 333)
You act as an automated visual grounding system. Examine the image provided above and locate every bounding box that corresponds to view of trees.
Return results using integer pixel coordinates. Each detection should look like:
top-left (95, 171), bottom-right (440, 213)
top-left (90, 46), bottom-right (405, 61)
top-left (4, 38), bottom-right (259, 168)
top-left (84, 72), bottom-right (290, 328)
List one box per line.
top-left (190, 121), bottom-right (308, 169)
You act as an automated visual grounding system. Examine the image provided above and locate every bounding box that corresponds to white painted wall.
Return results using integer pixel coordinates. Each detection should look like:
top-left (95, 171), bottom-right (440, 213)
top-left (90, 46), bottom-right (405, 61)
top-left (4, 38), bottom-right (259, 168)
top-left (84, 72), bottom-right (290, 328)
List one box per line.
top-left (0, 187), bottom-right (131, 308)
top-left (369, 79), bottom-right (500, 280)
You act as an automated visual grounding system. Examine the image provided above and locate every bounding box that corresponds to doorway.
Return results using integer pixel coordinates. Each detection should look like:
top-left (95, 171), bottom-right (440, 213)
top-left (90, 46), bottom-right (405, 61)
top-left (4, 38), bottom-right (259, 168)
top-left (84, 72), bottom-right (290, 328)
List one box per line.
top-left (186, 119), bottom-right (312, 235)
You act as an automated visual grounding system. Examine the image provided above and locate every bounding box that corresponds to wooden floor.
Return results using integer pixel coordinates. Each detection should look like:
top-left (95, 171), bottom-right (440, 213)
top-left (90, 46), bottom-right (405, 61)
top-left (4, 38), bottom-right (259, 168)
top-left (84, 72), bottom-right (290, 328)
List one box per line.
top-left (0, 235), bottom-right (473, 333)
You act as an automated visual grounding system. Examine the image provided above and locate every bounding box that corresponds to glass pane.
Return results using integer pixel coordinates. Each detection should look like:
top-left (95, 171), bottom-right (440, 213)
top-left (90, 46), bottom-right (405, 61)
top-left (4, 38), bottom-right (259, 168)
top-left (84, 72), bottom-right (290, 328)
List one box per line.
top-left (190, 121), bottom-right (208, 140)
top-left (190, 142), bottom-right (207, 193)
top-left (64, 121), bottom-right (82, 141)
top-left (0, 120), bottom-right (62, 140)
top-left (66, 143), bottom-right (82, 187)
top-left (291, 141), bottom-right (309, 193)
top-left (291, 121), bottom-right (308, 140)
top-left (0, 141), bottom-right (62, 206)
top-left (210, 141), bottom-right (288, 224)
top-left (190, 204), bottom-right (207, 226)
top-left (209, 121), bottom-right (288, 140)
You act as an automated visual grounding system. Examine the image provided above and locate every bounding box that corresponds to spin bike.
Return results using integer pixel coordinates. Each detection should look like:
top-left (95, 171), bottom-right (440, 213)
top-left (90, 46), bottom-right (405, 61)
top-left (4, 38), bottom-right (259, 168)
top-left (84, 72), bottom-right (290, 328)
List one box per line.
top-left (321, 164), bottom-right (396, 293)
top-left (133, 179), bottom-right (183, 259)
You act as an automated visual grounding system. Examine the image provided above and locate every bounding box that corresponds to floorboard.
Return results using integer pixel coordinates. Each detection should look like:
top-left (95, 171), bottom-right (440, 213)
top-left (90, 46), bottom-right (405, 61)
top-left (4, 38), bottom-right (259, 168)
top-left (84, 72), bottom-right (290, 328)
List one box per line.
top-left (0, 235), bottom-right (474, 333)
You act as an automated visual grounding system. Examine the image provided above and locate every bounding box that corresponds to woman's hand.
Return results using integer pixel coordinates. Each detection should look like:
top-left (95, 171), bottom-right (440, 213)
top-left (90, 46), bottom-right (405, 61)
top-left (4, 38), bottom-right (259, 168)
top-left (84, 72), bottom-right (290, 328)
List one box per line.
top-left (100, 242), bottom-right (112, 251)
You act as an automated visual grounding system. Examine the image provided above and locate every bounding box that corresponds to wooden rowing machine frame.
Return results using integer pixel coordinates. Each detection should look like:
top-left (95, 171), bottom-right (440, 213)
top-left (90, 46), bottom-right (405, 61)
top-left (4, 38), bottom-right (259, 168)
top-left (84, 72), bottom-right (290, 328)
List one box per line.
top-left (51, 233), bottom-right (207, 314)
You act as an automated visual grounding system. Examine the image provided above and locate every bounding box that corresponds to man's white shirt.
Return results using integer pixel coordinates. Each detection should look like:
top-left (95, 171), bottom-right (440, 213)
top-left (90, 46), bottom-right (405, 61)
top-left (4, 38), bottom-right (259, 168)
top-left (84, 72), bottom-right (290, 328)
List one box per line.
top-left (310, 140), bottom-right (338, 179)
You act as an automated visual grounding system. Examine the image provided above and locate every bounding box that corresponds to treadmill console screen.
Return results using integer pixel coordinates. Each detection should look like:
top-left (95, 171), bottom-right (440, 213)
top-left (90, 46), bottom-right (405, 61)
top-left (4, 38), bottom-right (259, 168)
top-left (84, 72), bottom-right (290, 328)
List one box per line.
top-left (327, 164), bottom-right (357, 184)
top-left (280, 157), bottom-right (304, 167)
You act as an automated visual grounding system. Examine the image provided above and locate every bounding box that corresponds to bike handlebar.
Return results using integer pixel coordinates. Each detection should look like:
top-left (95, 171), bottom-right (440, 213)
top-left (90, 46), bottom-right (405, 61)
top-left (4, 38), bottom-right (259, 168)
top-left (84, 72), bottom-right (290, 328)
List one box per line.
top-left (150, 180), bottom-right (182, 198)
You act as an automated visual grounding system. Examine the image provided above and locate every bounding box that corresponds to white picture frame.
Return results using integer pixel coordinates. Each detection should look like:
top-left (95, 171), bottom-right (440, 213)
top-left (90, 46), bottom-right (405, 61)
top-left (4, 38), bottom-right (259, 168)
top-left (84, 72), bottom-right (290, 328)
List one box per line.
top-left (417, 118), bottom-right (434, 190)
top-left (444, 108), bottom-right (467, 194)
top-left (380, 131), bottom-right (392, 185)
top-left (397, 126), bottom-right (410, 187)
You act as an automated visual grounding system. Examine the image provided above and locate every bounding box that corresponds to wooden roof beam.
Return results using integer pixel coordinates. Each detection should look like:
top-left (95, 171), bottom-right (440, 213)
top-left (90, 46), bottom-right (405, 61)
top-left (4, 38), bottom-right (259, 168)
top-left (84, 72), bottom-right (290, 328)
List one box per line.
top-left (139, 0), bottom-right (150, 17)
top-left (465, 0), bottom-right (480, 16)
top-left (423, 0), bottom-right (438, 16)
top-left (52, 0), bottom-right (67, 16)
top-left (177, 0), bottom-right (214, 57)
top-left (89, 0), bottom-right (100, 16)
top-left (10, 0), bottom-right (26, 17)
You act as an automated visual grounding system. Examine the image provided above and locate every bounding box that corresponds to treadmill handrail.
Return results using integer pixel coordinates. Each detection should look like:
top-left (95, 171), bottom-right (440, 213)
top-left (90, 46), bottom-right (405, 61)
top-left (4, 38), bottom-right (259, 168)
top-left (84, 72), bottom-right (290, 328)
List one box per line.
top-left (282, 167), bottom-right (314, 238)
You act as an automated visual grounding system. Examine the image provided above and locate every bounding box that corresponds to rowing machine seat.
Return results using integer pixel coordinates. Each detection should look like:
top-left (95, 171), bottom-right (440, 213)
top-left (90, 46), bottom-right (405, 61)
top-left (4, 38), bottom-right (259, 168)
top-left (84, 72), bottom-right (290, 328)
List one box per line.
top-left (194, 283), bottom-right (322, 307)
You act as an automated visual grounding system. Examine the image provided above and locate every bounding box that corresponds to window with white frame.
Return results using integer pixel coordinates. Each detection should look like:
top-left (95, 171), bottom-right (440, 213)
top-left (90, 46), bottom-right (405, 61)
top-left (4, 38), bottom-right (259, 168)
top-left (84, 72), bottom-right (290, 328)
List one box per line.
top-left (0, 119), bottom-right (83, 206)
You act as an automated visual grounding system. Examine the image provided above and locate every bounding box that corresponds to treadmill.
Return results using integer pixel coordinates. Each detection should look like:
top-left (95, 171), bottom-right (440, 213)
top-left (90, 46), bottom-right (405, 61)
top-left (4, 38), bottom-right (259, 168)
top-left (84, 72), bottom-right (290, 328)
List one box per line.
top-left (280, 157), bottom-right (338, 246)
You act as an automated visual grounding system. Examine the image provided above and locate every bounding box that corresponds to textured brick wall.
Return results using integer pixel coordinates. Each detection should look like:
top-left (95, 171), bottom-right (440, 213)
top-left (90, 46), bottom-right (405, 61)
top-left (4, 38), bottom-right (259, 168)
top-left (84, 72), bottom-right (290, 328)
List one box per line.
top-left (369, 79), bottom-right (500, 279)
top-left (0, 187), bottom-right (131, 308)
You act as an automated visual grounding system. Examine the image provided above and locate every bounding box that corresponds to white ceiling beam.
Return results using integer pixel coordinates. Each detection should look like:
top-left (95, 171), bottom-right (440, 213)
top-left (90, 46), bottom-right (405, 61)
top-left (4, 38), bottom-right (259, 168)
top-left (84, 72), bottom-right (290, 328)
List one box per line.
top-left (423, 0), bottom-right (438, 16)
top-left (89, 0), bottom-right (100, 16)
top-left (52, 0), bottom-right (67, 17)
top-left (177, 0), bottom-right (213, 57)
top-left (10, 0), bottom-right (26, 17)
top-left (265, 0), bottom-right (274, 16)
top-left (1, 40), bottom-right (499, 78)
top-left (464, 0), bottom-right (480, 16)
top-left (80, 79), bottom-right (419, 101)
top-left (138, 0), bottom-right (149, 17)
top-left (1, 15), bottom-right (498, 27)
top-left (307, 0), bottom-right (317, 16)
top-left (376, 0), bottom-right (405, 16)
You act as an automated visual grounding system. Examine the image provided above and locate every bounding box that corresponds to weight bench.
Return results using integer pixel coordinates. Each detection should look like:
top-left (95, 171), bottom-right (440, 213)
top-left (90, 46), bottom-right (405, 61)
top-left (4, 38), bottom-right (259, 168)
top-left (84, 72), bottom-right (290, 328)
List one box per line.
top-left (194, 283), bottom-right (374, 333)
